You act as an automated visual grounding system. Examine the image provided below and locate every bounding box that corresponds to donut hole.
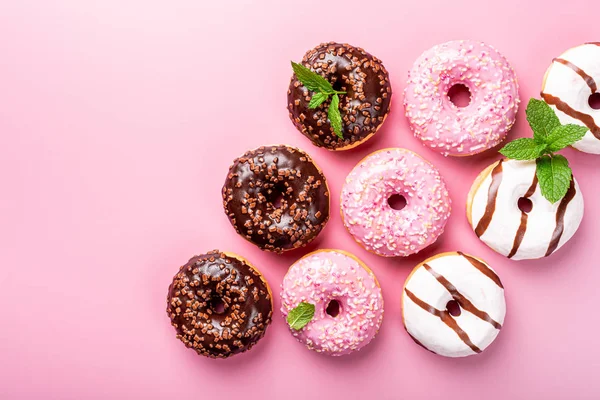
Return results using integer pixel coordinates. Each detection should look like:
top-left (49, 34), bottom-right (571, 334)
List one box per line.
top-left (446, 300), bottom-right (461, 317)
top-left (518, 197), bottom-right (533, 213)
top-left (388, 194), bottom-right (407, 211)
top-left (325, 299), bottom-right (341, 318)
top-left (332, 79), bottom-right (344, 92)
top-left (589, 93), bottom-right (600, 110)
top-left (447, 84), bottom-right (471, 108)
top-left (271, 192), bottom-right (284, 209)
top-left (210, 297), bottom-right (226, 314)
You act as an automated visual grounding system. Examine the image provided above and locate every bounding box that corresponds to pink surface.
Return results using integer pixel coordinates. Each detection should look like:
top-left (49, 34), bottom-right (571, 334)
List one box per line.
top-left (1, 1), bottom-right (599, 399)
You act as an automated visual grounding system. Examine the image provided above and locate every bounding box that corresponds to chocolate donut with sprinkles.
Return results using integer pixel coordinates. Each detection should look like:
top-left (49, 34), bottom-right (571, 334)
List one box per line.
top-left (288, 42), bottom-right (392, 151)
top-left (222, 145), bottom-right (330, 252)
top-left (166, 250), bottom-right (273, 359)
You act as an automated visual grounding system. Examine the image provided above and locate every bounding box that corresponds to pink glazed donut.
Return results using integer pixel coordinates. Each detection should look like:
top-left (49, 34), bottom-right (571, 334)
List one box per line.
top-left (341, 148), bottom-right (451, 257)
top-left (280, 249), bottom-right (384, 356)
top-left (404, 40), bottom-right (520, 156)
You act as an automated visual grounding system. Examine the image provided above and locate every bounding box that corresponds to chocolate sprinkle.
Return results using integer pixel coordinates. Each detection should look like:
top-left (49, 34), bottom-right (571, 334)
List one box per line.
top-left (222, 145), bottom-right (330, 252)
top-left (287, 42), bottom-right (392, 150)
top-left (166, 251), bottom-right (273, 359)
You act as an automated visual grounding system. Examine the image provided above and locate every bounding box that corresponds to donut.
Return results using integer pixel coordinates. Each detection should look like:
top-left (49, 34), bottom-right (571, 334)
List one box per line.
top-left (280, 249), bottom-right (384, 356)
top-left (222, 145), bottom-right (330, 253)
top-left (166, 250), bottom-right (273, 359)
top-left (404, 40), bottom-right (519, 156)
top-left (541, 43), bottom-right (600, 154)
top-left (402, 252), bottom-right (506, 357)
top-left (467, 159), bottom-right (584, 260)
top-left (340, 148), bottom-right (451, 257)
top-left (287, 42), bottom-right (392, 151)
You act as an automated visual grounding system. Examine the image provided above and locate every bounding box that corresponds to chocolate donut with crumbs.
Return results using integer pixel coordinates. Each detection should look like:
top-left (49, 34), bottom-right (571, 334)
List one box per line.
top-left (222, 145), bottom-right (329, 252)
top-left (288, 42), bottom-right (392, 150)
top-left (166, 250), bottom-right (273, 358)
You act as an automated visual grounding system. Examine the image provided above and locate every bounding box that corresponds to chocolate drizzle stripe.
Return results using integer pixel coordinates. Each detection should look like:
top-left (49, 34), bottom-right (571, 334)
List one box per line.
top-left (457, 251), bottom-right (504, 289)
top-left (475, 160), bottom-right (504, 237)
top-left (545, 180), bottom-right (577, 257)
top-left (586, 42), bottom-right (600, 46)
top-left (404, 288), bottom-right (482, 354)
top-left (508, 174), bottom-right (538, 259)
top-left (553, 58), bottom-right (597, 93)
top-left (541, 92), bottom-right (600, 139)
top-left (423, 264), bottom-right (502, 329)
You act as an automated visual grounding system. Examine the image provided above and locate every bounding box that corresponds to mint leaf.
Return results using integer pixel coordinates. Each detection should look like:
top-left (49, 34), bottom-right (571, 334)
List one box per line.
top-left (287, 302), bottom-right (315, 330)
top-left (499, 138), bottom-right (546, 160)
top-left (291, 61), bottom-right (346, 138)
top-left (546, 124), bottom-right (588, 152)
top-left (328, 93), bottom-right (343, 139)
top-left (308, 92), bottom-right (329, 109)
top-left (536, 154), bottom-right (572, 203)
top-left (501, 98), bottom-right (579, 203)
top-left (526, 98), bottom-right (561, 143)
top-left (291, 61), bottom-right (334, 94)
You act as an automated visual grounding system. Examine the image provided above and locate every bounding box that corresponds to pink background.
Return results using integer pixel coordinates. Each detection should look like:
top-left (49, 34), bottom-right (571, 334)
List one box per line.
top-left (1, 0), bottom-right (599, 399)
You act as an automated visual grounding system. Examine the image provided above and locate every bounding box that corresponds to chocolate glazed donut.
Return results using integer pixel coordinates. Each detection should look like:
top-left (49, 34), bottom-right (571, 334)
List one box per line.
top-left (288, 42), bottom-right (392, 150)
top-left (166, 251), bottom-right (273, 359)
top-left (222, 145), bottom-right (329, 253)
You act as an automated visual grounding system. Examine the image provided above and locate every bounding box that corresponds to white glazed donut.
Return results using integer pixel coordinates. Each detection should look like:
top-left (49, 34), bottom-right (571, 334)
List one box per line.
top-left (541, 43), bottom-right (600, 154)
top-left (467, 159), bottom-right (584, 260)
top-left (402, 252), bottom-right (505, 357)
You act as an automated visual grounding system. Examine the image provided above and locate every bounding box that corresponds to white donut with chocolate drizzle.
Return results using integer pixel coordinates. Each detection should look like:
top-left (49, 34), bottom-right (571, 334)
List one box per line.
top-left (467, 159), bottom-right (584, 260)
top-left (402, 252), bottom-right (506, 357)
top-left (541, 43), bottom-right (600, 154)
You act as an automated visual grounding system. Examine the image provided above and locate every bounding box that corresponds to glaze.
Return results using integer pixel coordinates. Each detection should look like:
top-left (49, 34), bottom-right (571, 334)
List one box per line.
top-left (402, 252), bottom-right (505, 357)
top-left (166, 251), bottom-right (273, 359)
top-left (288, 42), bottom-right (392, 150)
top-left (541, 43), bottom-right (600, 153)
top-left (467, 159), bottom-right (584, 260)
top-left (280, 249), bottom-right (384, 356)
top-left (341, 148), bottom-right (451, 257)
top-left (222, 145), bottom-right (329, 252)
top-left (404, 40), bottom-right (519, 156)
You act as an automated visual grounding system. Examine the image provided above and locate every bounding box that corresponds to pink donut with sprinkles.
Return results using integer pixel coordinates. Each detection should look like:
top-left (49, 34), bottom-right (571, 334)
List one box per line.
top-left (341, 148), bottom-right (451, 257)
top-left (404, 40), bottom-right (520, 156)
top-left (280, 249), bottom-right (384, 356)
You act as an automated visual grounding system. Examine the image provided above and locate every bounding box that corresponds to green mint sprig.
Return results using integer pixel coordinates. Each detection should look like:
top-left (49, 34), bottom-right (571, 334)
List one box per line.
top-left (291, 61), bottom-right (346, 139)
top-left (286, 301), bottom-right (315, 330)
top-left (499, 98), bottom-right (588, 203)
